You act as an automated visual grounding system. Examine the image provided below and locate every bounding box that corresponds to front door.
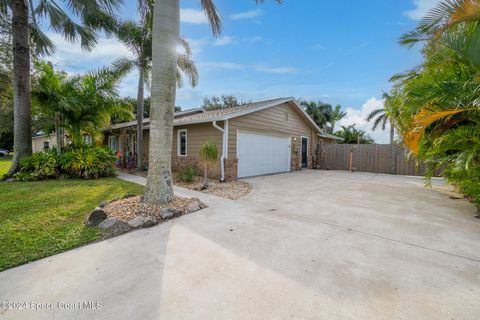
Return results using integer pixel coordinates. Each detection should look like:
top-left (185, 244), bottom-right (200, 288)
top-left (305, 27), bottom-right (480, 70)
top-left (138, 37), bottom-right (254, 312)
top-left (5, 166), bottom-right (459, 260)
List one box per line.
top-left (301, 137), bottom-right (308, 168)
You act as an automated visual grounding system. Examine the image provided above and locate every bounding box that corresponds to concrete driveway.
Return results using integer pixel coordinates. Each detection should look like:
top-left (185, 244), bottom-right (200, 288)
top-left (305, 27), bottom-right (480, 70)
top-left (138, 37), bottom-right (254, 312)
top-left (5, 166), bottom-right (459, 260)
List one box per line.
top-left (1, 170), bottom-right (479, 320)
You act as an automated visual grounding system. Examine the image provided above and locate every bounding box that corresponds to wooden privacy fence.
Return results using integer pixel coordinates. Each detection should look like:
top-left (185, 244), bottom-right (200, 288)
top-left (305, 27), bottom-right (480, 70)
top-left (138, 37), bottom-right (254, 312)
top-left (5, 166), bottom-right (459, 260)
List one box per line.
top-left (316, 144), bottom-right (440, 177)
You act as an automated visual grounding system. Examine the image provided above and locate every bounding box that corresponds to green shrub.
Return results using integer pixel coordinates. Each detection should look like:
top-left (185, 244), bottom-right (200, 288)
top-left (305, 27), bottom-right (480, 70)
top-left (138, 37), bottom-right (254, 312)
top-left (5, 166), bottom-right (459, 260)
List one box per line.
top-left (14, 146), bottom-right (116, 181)
top-left (16, 149), bottom-right (59, 179)
top-left (176, 164), bottom-right (196, 182)
top-left (59, 146), bottom-right (116, 179)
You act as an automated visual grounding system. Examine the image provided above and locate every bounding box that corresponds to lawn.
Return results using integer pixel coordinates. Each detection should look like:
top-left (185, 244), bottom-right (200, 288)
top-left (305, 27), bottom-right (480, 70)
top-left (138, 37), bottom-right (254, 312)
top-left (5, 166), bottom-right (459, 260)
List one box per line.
top-left (0, 170), bottom-right (144, 271)
top-left (0, 156), bottom-right (11, 176)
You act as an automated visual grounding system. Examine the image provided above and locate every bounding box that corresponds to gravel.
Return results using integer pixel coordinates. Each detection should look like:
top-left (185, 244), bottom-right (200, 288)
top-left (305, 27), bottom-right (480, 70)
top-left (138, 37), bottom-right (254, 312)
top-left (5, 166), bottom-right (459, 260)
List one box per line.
top-left (104, 196), bottom-right (205, 222)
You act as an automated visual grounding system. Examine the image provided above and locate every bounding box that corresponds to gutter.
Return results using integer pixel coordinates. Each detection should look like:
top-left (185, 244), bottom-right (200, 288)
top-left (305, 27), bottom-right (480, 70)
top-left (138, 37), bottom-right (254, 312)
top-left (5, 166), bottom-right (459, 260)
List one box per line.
top-left (212, 120), bottom-right (228, 182)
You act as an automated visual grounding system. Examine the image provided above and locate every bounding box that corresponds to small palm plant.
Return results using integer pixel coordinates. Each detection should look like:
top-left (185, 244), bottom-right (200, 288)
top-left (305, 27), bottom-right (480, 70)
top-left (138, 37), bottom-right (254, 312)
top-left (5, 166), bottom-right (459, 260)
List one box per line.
top-left (199, 140), bottom-right (218, 189)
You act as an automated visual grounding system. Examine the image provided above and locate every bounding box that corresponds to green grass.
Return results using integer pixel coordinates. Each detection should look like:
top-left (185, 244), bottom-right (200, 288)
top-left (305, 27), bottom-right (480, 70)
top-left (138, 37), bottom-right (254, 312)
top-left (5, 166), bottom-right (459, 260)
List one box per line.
top-left (0, 177), bottom-right (144, 271)
top-left (0, 156), bottom-right (12, 176)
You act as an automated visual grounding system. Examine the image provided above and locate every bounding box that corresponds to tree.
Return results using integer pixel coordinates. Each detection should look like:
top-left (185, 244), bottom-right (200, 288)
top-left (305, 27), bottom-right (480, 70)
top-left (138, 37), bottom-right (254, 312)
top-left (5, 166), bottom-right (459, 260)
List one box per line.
top-left (335, 125), bottom-right (374, 144)
top-left (1, 0), bottom-right (121, 177)
top-left (32, 62), bottom-right (133, 147)
top-left (144, 0), bottom-right (281, 204)
top-left (202, 95), bottom-right (250, 110)
top-left (0, 15), bottom-right (13, 151)
top-left (388, 0), bottom-right (480, 186)
top-left (366, 93), bottom-right (395, 144)
top-left (329, 104), bottom-right (346, 133)
top-left (113, 5), bottom-right (198, 171)
top-left (300, 100), bottom-right (346, 132)
top-left (199, 139), bottom-right (218, 189)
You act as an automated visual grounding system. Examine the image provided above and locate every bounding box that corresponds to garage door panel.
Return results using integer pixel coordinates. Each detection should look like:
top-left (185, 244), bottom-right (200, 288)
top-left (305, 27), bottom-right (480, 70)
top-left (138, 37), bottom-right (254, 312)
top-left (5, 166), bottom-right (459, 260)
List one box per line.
top-left (237, 131), bottom-right (290, 178)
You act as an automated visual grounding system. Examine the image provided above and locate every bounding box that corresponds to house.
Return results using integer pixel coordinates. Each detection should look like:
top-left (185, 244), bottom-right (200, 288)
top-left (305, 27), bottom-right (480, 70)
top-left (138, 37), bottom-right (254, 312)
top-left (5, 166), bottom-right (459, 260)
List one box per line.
top-left (103, 97), bottom-right (341, 180)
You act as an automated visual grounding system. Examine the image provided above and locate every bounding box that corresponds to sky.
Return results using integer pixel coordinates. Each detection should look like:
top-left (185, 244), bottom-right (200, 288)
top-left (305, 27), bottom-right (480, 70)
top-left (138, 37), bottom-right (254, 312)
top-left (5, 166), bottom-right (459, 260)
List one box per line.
top-left (46, 0), bottom-right (440, 143)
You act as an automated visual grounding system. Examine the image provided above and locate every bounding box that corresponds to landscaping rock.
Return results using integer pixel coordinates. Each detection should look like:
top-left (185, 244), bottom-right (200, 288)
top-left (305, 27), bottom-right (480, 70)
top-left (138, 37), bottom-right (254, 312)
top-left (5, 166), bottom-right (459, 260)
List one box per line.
top-left (98, 217), bottom-right (131, 237)
top-left (160, 208), bottom-right (175, 220)
top-left (98, 201), bottom-right (108, 208)
top-left (127, 216), bottom-right (146, 228)
top-left (141, 217), bottom-right (157, 228)
top-left (85, 207), bottom-right (107, 226)
top-left (187, 201), bottom-right (201, 213)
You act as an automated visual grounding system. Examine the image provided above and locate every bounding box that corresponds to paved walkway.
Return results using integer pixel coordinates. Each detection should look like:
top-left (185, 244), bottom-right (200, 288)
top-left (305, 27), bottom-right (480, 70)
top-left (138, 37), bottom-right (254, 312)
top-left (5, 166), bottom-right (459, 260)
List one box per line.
top-left (1, 170), bottom-right (479, 319)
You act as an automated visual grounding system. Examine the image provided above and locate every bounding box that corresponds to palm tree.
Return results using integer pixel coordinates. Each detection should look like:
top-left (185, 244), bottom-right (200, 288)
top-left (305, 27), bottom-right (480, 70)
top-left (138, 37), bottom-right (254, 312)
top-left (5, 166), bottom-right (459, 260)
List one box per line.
top-left (113, 16), bottom-right (198, 171)
top-left (199, 139), bottom-right (218, 189)
top-left (335, 125), bottom-right (374, 144)
top-left (366, 93), bottom-right (395, 144)
top-left (400, 0), bottom-right (480, 47)
top-left (32, 62), bottom-right (133, 147)
top-left (2, 0), bottom-right (121, 177)
top-left (330, 104), bottom-right (346, 133)
top-left (144, 0), bottom-right (281, 204)
top-left (300, 100), bottom-right (332, 129)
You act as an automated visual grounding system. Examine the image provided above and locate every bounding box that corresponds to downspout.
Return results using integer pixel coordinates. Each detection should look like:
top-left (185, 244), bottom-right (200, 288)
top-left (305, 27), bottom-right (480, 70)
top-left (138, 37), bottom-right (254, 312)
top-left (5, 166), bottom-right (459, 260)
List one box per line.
top-left (212, 120), bottom-right (228, 182)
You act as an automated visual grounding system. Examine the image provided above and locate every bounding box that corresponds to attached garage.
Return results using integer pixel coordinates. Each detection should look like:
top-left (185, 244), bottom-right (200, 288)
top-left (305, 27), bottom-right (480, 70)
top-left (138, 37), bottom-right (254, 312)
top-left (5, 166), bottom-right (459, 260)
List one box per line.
top-left (237, 131), bottom-right (291, 178)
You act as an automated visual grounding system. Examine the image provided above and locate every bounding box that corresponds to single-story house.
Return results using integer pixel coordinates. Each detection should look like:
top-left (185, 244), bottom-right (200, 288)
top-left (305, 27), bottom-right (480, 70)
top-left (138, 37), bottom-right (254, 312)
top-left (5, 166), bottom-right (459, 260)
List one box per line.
top-left (102, 97), bottom-right (341, 180)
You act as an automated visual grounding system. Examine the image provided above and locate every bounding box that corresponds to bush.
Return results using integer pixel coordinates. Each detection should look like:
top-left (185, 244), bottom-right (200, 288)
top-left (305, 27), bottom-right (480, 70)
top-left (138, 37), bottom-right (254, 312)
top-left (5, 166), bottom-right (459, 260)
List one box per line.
top-left (17, 149), bottom-right (59, 179)
top-left (59, 146), bottom-right (116, 179)
top-left (176, 164), bottom-right (196, 182)
top-left (14, 146), bottom-right (116, 181)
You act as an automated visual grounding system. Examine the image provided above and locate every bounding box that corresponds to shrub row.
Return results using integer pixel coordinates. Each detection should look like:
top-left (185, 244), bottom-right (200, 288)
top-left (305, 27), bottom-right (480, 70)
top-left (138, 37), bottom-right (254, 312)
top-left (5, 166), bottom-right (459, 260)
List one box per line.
top-left (14, 146), bottom-right (116, 181)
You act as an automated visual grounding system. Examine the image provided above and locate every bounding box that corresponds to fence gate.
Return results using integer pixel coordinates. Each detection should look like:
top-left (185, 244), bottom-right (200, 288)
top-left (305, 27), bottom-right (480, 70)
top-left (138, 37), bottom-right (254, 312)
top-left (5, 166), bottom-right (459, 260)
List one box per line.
top-left (317, 144), bottom-right (439, 177)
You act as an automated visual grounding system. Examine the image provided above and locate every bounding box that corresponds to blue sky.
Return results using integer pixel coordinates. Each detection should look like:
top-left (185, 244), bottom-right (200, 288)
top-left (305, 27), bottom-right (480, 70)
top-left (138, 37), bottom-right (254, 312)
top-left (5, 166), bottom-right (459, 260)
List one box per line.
top-left (47, 0), bottom-right (439, 142)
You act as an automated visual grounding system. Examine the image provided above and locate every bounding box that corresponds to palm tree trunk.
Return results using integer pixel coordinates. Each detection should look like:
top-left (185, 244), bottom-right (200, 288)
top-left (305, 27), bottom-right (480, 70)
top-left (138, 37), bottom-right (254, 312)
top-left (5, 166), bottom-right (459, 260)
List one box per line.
top-left (55, 113), bottom-right (61, 154)
top-left (7, 0), bottom-right (32, 177)
top-left (136, 67), bottom-right (144, 171)
top-left (143, 0), bottom-right (179, 204)
top-left (390, 124), bottom-right (395, 145)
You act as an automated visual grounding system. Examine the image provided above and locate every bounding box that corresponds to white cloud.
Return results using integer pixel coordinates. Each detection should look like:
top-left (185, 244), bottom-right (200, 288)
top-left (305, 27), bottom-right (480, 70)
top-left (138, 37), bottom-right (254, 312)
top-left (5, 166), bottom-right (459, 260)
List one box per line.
top-left (180, 8), bottom-right (208, 24)
top-left (46, 33), bottom-right (132, 70)
top-left (201, 61), bottom-right (297, 74)
top-left (243, 35), bottom-right (263, 43)
top-left (213, 36), bottom-right (234, 47)
top-left (336, 97), bottom-right (391, 144)
top-left (229, 9), bottom-right (262, 20)
top-left (200, 62), bottom-right (246, 70)
top-left (404, 0), bottom-right (440, 20)
top-left (253, 65), bottom-right (298, 74)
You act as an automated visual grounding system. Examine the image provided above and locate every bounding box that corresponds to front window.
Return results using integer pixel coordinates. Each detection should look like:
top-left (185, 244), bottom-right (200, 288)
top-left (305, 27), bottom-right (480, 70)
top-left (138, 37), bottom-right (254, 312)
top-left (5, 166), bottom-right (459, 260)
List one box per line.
top-left (43, 141), bottom-right (49, 150)
top-left (177, 129), bottom-right (187, 156)
top-left (83, 135), bottom-right (92, 145)
top-left (108, 136), bottom-right (118, 152)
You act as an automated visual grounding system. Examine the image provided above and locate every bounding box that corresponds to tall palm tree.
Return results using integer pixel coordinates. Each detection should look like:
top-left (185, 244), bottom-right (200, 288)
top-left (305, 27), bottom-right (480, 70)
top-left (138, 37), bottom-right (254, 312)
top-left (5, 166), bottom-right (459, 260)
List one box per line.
top-left (400, 0), bottom-right (480, 47)
top-left (1, 0), bottom-right (121, 177)
top-left (300, 100), bottom-right (332, 129)
top-left (114, 17), bottom-right (198, 171)
top-left (335, 124), bottom-right (374, 144)
top-left (144, 0), bottom-right (281, 204)
top-left (366, 93), bottom-right (395, 144)
top-left (330, 104), bottom-right (346, 133)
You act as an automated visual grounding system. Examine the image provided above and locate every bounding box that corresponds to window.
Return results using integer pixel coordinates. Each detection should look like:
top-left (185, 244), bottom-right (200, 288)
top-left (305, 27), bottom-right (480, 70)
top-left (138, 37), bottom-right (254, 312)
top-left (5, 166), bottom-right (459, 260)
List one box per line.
top-left (108, 136), bottom-right (118, 152)
top-left (43, 141), bottom-right (49, 150)
top-left (285, 112), bottom-right (289, 121)
top-left (83, 135), bottom-right (92, 145)
top-left (177, 129), bottom-right (187, 156)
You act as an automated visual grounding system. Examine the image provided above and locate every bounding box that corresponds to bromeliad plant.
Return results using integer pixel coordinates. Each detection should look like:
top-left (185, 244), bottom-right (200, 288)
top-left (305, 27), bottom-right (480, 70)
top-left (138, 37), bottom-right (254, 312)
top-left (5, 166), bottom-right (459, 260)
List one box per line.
top-left (199, 139), bottom-right (218, 189)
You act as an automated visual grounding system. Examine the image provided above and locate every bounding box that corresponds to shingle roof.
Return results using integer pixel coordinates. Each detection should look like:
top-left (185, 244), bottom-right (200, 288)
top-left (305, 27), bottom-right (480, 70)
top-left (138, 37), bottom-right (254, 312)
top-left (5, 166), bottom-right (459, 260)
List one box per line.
top-left (102, 97), bottom-right (327, 136)
top-left (174, 97), bottom-right (292, 124)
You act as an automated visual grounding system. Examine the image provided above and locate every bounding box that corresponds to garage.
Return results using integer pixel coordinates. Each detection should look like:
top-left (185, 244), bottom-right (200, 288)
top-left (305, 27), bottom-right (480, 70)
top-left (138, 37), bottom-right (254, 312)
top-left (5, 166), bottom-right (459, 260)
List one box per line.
top-left (237, 131), bottom-right (291, 178)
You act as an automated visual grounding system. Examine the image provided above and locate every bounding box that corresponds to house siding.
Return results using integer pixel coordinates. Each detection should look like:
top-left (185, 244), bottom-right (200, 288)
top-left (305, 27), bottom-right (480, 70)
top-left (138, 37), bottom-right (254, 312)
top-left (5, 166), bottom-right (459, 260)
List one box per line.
top-left (227, 102), bottom-right (320, 171)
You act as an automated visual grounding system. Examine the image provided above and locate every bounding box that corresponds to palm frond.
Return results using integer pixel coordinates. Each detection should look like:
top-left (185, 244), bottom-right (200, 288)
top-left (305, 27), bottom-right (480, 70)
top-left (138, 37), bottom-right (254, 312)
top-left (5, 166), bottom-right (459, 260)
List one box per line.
top-left (200, 0), bottom-right (222, 37)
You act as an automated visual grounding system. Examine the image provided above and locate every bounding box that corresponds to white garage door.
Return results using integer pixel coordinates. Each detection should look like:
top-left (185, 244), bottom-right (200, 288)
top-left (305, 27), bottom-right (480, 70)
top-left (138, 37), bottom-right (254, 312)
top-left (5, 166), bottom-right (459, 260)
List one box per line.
top-left (237, 131), bottom-right (291, 178)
